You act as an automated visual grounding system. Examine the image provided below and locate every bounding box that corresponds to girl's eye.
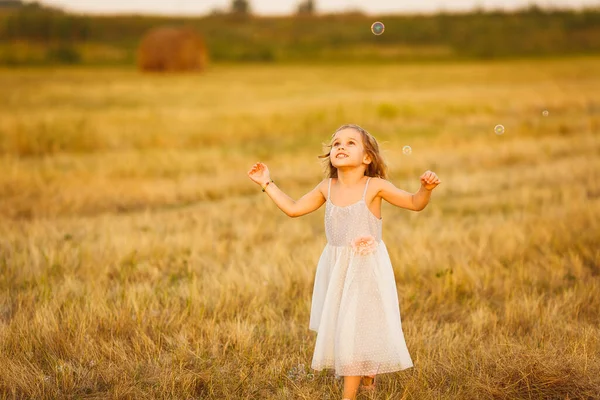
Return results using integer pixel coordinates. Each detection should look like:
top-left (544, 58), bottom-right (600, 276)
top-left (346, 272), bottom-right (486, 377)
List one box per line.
top-left (333, 141), bottom-right (354, 146)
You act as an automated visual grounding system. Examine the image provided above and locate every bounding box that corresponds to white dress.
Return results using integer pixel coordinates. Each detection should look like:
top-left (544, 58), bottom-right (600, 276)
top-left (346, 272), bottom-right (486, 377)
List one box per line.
top-left (310, 177), bottom-right (414, 377)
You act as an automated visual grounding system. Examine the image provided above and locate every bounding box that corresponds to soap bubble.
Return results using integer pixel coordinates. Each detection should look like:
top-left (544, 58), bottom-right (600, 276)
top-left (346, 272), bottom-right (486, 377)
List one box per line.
top-left (287, 367), bottom-right (297, 380)
top-left (371, 21), bottom-right (385, 36)
top-left (402, 145), bottom-right (412, 155)
top-left (494, 125), bottom-right (505, 135)
top-left (542, 110), bottom-right (549, 117)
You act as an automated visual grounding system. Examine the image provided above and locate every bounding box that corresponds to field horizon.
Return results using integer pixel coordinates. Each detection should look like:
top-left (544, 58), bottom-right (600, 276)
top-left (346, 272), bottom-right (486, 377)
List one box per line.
top-left (2, 5), bottom-right (600, 66)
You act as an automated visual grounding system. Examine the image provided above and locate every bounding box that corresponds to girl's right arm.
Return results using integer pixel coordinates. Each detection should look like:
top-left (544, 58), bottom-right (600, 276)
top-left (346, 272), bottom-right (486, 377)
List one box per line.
top-left (264, 180), bottom-right (327, 218)
top-left (247, 162), bottom-right (326, 218)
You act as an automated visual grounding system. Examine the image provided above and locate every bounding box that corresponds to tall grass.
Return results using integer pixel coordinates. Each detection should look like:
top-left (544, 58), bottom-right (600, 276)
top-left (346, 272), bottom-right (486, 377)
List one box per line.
top-left (0, 57), bottom-right (599, 398)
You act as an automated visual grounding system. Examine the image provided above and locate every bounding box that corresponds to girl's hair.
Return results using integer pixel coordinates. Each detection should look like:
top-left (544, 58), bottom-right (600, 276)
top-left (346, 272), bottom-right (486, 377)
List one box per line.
top-left (318, 124), bottom-right (388, 179)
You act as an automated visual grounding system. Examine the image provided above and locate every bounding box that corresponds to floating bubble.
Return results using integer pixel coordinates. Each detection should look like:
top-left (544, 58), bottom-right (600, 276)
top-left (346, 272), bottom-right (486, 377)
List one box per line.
top-left (287, 370), bottom-right (296, 379)
top-left (402, 145), bottom-right (412, 155)
top-left (371, 21), bottom-right (385, 36)
top-left (542, 110), bottom-right (549, 117)
top-left (494, 124), bottom-right (505, 135)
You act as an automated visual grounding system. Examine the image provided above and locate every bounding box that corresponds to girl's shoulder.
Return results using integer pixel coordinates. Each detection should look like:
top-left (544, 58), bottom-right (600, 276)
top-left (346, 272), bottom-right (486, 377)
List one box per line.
top-left (317, 178), bottom-right (330, 198)
top-left (368, 176), bottom-right (388, 191)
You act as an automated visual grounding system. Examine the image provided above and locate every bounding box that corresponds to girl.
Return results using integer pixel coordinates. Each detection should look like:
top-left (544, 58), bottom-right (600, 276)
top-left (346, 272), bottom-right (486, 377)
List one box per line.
top-left (247, 124), bottom-right (441, 400)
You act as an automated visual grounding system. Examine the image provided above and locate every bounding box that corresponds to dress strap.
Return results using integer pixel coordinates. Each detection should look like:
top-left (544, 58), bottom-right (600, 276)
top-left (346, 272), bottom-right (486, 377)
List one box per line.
top-left (327, 178), bottom-right (332, 200)
top-left (362, 177), bottom-right (371, 201)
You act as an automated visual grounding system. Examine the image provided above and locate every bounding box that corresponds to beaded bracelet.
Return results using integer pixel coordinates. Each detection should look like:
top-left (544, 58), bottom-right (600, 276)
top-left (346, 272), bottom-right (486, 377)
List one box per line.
top-left (262, 179), bottom-right (274, 192)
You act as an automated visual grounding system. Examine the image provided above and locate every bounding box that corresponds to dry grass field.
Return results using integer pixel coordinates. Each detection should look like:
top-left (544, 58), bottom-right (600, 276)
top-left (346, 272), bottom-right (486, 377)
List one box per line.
top-left (0, 57), bottom-right (599, 399)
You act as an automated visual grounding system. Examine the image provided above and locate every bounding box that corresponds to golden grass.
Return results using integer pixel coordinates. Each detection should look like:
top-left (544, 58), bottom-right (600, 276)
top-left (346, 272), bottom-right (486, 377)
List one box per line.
top-left (0, 57), bottom-right (599, 399)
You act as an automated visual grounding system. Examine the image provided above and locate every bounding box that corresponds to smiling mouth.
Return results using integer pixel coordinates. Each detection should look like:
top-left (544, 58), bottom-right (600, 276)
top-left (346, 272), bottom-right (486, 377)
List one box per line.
top-left (336, 154), bottom-right (348, 159)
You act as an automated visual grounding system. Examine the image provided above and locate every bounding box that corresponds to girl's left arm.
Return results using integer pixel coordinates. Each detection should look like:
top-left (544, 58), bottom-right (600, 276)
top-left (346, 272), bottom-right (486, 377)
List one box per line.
top-left (376, 179), bottom-right (421, 211)
top-left (375, 171), bottom-right (440, 212)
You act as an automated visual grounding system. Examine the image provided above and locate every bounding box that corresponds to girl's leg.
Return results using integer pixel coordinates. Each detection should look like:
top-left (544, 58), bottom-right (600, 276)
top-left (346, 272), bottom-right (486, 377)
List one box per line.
top-left (342, 376), bottom-right (361, 400)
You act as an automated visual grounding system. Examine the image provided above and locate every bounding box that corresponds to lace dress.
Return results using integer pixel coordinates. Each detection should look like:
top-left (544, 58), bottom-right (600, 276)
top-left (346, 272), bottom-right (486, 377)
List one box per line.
top-left (309, 177), bottom-right (414, 377)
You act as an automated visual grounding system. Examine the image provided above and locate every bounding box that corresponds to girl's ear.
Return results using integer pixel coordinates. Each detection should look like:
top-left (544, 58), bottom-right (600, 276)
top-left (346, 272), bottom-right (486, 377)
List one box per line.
top-left (363, 154), bottom-right (372, 165)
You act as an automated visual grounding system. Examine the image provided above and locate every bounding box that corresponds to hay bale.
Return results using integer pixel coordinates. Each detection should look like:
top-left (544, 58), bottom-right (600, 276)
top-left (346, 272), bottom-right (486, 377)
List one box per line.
top-left (137, 27), bottom-right (208, 72)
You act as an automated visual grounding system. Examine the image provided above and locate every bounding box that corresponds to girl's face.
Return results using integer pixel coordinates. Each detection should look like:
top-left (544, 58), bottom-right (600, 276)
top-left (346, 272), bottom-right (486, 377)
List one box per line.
top-left (330, 128), bottom-right (371, 169)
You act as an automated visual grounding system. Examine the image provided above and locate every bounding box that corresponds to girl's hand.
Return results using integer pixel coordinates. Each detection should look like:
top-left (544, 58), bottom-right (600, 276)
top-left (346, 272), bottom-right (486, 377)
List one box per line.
top-left (247, 162), bottom-right (271, 186)
top-left (420, 170), bottom-right (441, 191)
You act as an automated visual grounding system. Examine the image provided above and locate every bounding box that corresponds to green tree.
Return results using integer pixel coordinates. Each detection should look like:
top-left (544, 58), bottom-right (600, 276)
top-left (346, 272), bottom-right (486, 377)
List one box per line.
top-left (296, 0), bottom-right (315, 15)
top-left (231, 0), bottom-right (251, 15)
top-left (0, 0), bottom-right (24, 9)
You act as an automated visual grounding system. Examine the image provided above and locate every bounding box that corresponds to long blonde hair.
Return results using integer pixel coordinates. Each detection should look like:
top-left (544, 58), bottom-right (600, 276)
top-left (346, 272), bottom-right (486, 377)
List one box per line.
top-left (318, 124), bottom-right (388, 179)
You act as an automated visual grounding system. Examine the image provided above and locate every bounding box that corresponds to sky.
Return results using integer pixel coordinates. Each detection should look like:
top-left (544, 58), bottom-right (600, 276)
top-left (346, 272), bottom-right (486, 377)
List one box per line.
top-left (29, 0), bottom-right (600, 16)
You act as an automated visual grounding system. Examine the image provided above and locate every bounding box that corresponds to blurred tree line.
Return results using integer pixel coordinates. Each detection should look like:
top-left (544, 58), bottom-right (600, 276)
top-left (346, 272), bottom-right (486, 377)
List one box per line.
top-left (0, 0), bottom-right (599, 66)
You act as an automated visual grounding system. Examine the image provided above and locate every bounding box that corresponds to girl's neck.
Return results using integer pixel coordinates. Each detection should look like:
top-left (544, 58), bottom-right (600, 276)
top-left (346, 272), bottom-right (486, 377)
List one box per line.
top-left (335, 170), bottom-right (367, 187)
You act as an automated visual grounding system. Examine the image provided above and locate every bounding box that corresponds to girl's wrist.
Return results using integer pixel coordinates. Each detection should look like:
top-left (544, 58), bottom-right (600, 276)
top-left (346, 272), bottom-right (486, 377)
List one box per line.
top-left (261, 179), bottom-right (274, 192)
